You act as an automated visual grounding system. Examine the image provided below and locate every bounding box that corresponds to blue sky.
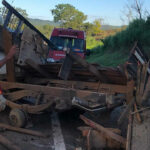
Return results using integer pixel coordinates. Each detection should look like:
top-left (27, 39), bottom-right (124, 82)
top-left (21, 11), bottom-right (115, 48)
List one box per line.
top-left (0, 0), bottom-right (150, 26)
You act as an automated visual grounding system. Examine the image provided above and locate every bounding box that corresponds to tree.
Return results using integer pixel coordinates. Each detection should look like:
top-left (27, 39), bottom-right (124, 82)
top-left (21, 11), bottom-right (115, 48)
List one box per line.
top-left (132, 0), bottom-right (143, 19)
top-left (0, 7), bottom-right (28, 18)
top-left (92, 19), bottom-right (102, 35)
top-left (121, 0), bottom-right (149, 23)
top-left (51, 4), bottom-right (87, 29)
top-left (0, 7), bottom-right (28, 30)
top-left (83, 22), bottom-right (94, 35)
top-left (16, 7), bottom-right (28, 18)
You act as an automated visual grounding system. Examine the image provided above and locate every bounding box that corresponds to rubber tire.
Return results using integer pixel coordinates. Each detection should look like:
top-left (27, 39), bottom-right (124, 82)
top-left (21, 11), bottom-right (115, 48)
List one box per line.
top-left (9, 109), bottom-right (27, 128)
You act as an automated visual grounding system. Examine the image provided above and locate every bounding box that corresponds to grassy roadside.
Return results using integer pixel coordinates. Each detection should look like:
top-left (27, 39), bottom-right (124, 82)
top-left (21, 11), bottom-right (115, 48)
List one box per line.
top-left (86, 18), bottom-right (150, 67)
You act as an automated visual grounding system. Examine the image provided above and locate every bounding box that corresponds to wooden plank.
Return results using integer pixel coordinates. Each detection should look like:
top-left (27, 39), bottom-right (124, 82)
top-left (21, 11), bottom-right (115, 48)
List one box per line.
top-left (25, 59), bottom-right (50, 78)
top-left (0, 81), bottom-right (129, 100)
top-left (27, 78), bottom-right (130, 95)
top-left (2, 28), bottom-right (15, 82)
top-left (80, 115), bottom-right (126, 148)
top-left (5, 90), bottom-right (38, 101)
top-left (0, 123), bottom-right (47, 137)
top-left (139, 63), bottom-right (148, 97)
top-left (67, 49), bottom-right (108, 82)
top-left (37, 78), bottom-right (129, 94)
top-left (79, 127), bottom-right (122, 149)
top-left (6, 100), bottom-right (53, 114)
top-left (27, 78), bottom-right (100, 90)
top-left (126, 114), bottom-right (133, 150)
top-left (142, 76), bottom-right (150, 103)
top-left (134, 103), bottom-right (142, 123)
top-left (58, 55), bottom-right (74, 80)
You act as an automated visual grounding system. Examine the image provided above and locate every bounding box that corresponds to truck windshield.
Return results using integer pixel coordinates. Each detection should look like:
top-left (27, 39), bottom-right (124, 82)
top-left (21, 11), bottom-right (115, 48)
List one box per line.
top-left (50, 36), bottom-right (84, 52)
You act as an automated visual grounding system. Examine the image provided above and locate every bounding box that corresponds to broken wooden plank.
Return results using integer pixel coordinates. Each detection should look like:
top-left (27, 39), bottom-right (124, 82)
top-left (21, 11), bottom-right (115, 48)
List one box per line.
top-left (2, 28), bottom-right (15, 82)
top-left (79, 126), bottom-right (122, 150)
top-left (6, 100), bottom-right (53, 114)
top-left (142, 76), bottom-right (150, 103)
top-left (0, 134), bottom-right (21, 150)
top-left (58, 55), bottom-right (74, 80)
top-left (126, 114), bottom-right (133, 150)
top-left (80, 115), bottom-right (126, 148)
top-left (131, 107), bottom-right (150, 115)
top-left (0, 81), bottom-right (128, 103)
top-left (78, 126), bottom-right (121, 136)
top-left (26, 78), bottom-right (129, 94)
top-left (67, 49), bottom-right (108, 82)
top-left (5, 90), bottom-right (37, 101)
top-left (0, 123), bottom-right (47, 138)
top-left (134, 103), bottom-right (142, 123)
top-left (25, 59), bottom-right (50, 78)
top-left (139, 63), bottom-right (149, 97)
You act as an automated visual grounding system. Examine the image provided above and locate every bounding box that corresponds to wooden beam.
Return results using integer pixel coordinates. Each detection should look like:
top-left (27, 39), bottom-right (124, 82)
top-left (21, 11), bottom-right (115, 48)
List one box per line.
top-left (2, 28), bottom-right (15, 82)
top-left (0, 81), bottom-right (129, 103)
top-left (67, 49), bottom-right (108, 82)
top-left (0, 81), bottom-right (102, 103)
top-left (126, 114), bottom-right (133, 150)
top-left (27, 78), bottom-right (129, 94)
top-left (80, 115), bottom-right (126, 148)
top-left (6, 100), bottom-right (53, 114)
top-left (5, 90), bottom-right (37, 101)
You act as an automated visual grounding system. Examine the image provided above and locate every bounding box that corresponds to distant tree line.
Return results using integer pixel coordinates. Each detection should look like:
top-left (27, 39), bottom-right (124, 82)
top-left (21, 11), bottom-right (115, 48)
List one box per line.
top-left (0, 4), bottom-right (123, 48)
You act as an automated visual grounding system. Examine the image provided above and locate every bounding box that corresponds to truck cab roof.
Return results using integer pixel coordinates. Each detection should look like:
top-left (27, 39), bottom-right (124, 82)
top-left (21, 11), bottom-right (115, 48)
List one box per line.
top-left (51, 28), bottom-right (85, 39)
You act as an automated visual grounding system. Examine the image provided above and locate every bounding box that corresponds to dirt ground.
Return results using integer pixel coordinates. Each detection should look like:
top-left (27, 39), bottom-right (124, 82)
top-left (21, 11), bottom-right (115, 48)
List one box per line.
top-left (0, 108), bottom-right (85, 150)
top-left (0, 108), bottom-right (124, 150)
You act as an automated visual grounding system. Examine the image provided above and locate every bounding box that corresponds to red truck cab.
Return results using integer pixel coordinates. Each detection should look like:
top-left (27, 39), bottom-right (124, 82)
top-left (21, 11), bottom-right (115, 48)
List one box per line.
top-left (47, 28), bottom-right (86, 63)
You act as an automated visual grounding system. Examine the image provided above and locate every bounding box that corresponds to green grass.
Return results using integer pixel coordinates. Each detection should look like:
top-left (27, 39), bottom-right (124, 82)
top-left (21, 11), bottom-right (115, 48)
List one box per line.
top-left (87, 50), bottom-right (128, 67)
top-left (86, 36), bottom-right (103, 49)
top-left (86, 18), bottom-right (150, 67)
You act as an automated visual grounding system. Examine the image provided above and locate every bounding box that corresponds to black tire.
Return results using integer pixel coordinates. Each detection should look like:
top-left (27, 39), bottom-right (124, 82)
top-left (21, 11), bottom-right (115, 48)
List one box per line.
top-left (9, 109), bottom-right (27, 128)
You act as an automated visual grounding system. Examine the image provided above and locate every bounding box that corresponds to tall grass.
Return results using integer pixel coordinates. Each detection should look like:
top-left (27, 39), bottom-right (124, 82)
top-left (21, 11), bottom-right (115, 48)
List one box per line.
top-left (86, 36), bottom-right (103, 49)
top-left (87, 17), bottom-right (150, 66)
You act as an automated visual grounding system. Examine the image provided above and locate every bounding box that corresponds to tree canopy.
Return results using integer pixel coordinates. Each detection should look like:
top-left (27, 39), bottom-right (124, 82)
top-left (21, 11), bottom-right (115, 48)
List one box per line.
top-left (0, 7), bottom-right (28, 18)
top-left (92, 19), bottom-right (102, 35)
top-left (51, 4), bottom-right (87, 29)
top-left (16, 7), bottom-right (28, 18)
